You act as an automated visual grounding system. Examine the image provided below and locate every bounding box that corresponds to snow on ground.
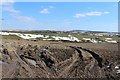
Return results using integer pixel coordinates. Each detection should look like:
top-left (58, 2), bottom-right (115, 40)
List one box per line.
top-left (0, 32), bottom-right (118, 43)
top-left (0, 32), bottom-right (80, 42)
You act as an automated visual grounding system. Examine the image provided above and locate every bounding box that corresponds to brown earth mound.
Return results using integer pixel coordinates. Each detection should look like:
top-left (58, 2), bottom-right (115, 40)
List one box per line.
top-left (0, 39), bottom-right (120, 79)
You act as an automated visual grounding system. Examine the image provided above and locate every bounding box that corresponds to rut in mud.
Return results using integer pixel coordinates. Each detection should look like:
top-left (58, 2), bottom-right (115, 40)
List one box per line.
top-left (0, 40), bottom-right (119, 78)
top-left (77, 47), bottom-right (103, 68)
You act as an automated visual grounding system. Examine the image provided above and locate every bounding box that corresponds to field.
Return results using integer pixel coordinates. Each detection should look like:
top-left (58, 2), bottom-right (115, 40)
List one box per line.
top-left (71, 34), bottom-right (118, 41)
top-left (1, 38), bottom-right (120, 79)
top-left (1, 31), bottom-right (69, 37)
top-left (1, 31), bottom-right (118, 41)
top-left (1, 35), bottom-right (23, 40)
top-left (1, 1), bottom-right (119, 79)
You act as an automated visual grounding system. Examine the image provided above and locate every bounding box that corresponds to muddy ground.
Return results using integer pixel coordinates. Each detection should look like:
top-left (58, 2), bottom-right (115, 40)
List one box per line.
top-left (0, 39), bottom-right (120, 79)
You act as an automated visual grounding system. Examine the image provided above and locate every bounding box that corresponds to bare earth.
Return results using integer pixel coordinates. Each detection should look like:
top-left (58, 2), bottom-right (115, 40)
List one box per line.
top-left (0, 39), bottom-right (120, 79)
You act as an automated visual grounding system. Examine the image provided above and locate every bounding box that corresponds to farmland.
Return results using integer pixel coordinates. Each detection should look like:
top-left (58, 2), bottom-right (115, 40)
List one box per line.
top-left (0, 31), bottom-right (119, 43)
top-left (1, 38), bottom-right (119, 78)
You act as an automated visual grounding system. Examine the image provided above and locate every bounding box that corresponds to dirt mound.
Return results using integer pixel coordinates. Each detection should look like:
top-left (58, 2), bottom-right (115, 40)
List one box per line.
top-left (0, 39), bottom-right (120, 79)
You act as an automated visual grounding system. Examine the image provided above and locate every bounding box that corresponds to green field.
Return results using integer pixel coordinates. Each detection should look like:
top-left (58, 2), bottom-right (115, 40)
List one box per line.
top-left (1, 35), bottom-right (23, 40)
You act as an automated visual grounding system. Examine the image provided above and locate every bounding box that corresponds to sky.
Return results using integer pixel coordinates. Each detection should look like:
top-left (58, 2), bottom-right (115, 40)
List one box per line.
top-left (1, 1), bottom-right (118, 32)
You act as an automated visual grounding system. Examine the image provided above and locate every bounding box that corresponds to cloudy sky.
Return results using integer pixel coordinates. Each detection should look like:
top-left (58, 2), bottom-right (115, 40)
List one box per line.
top-left (1, 1), bottom-right (118, 32)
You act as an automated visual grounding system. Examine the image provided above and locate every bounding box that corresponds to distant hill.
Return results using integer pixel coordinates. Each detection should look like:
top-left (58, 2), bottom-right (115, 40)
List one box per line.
top-left (1, 29), bottom-right (118, 33)
top-left (71, 30), bottom-right (117, 33)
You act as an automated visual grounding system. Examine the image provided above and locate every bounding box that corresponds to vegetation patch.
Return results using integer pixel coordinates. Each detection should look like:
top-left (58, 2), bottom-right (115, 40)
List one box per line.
top-left (1, 35), bottom-right (23, 40)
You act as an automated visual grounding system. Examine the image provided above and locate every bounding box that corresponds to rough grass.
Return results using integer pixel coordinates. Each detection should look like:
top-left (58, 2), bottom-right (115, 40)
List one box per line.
top-left (1, 35), bottom-right (23, 40)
